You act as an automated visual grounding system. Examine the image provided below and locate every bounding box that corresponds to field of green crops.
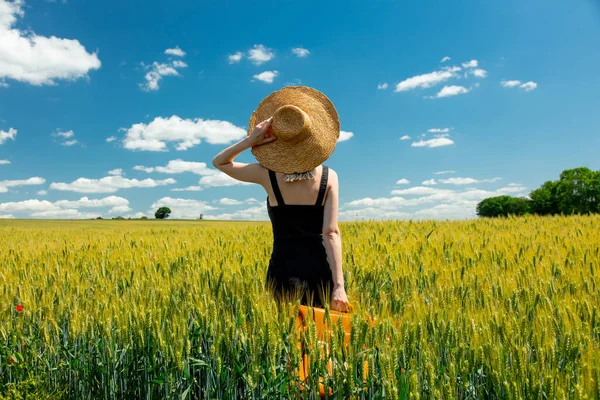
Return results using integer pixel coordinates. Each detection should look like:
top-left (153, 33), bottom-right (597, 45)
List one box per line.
top-left (1, 216), bottom-right (599, 399)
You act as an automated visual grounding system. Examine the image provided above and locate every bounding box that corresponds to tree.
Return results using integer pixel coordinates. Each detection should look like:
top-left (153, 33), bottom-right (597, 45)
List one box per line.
top-left (198, 213), bottom-right (204, 220)
top-left (530, 181), bottom-right (559, 215)
top-left (555, 167), bottom-right (598, 214)
top-left (140, 216), bottom-right (149, 220)
top-left (155, 207), bottom-right (172, 219)
top-left (476, 196), bottom-right (530, 217)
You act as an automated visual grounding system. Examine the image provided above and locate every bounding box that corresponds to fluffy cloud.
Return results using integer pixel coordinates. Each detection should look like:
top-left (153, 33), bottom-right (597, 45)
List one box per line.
top-left (377, 83), bottom-right (388, 90)
top-left (205, 206), bottom-right (267, 221)
top-left (164, 46), bottom-right (186, 57)
top-left (198, 173), bottom-right (252, 187)
top-left (107, 168), bottom-right (123, 176)
top-left (433, 170), bottom-right (455, 175)
top-left (0, 127), bottom-right (17, 144)
top-left (37, 190), bottom-right (47, 195)
top-left (472, 69), bottom-right (487, 78)
top-left (441, 56), bottom-right (451, 63)
top-left (106, 136), bottom-right (117, 143)
top-left (0, 0), bottom-right (101, 86)
top-left (428, 128), bottom-right (450, 133)
top-left (0, 159), bottom-right (10, 164)
top-left (50, 176), bottom-right (176, 193)
top-left (396, 178), bottom-right (410, 184)
top-left (501, 80), bottom-right (521, 88)
top-left (247, 44), bottom-right (275, 65)
top-left (395, 66), bottom-right (461, 92)
top-left (501, 80), bottom-right (537, 91)
top-left (171, 186), bottom-right (203, 192)
top-left (338, 131), bottom-right (354, 142)
top-left (422, 179), bottom-right (437, 185)
top-left (0, 213), bottom-right (14, 218)
top-left (52, 129), bottom-right (80, 146)
top-left (400, 135), bottom-right (411, 141)
top-left (140, 61), bottom-right (186, 91)
top-left (134, 159), bottom-right (214, 175)
top-left (0, 177), bottom-right (45, 192)
top-left (253, 70), bottom-right (278, 84)
top-left (462, 60), bottom-right (478, 68)
top-left (216, 197), bottom-right (260, 206)
top-left (342, 183), bottom-right (529, 221)
top-left (0, 195), bottom-right (136, 218)
top-left (520, 81), bottom-right (537, 91)
top-left (411, 137), bottom-right (454, 148)
top-left (438, 177), bottom-right (501, 185)
top-left (432, 85), bottom-right (470, 98)
top-left (149, 197), bottom-right (218, 219)
top-left (121, 116), bottom-right (246, 151)
top-left (291, 47), bottom-right (310, 58)
top-left (228, 52), bottom-right (243, 64)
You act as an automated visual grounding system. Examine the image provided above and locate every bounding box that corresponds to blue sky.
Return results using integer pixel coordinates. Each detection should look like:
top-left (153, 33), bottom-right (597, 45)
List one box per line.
top-left (1, 0), bottom-right (599, 220)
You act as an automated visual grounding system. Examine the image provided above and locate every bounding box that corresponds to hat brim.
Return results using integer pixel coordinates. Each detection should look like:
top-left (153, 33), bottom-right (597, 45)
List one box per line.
top-left (248, 86), bottom-right (340, 174)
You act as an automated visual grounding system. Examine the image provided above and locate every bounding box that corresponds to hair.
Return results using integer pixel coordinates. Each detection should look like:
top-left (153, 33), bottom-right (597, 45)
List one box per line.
top-left (283, 170), bottom-right (315, 182)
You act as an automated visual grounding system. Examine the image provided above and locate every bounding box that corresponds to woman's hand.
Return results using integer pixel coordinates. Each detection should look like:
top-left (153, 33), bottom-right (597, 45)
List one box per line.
top-left (331, 285), bottom-right (351, 313)
top-left (247, 118), bottom-right (277, 147)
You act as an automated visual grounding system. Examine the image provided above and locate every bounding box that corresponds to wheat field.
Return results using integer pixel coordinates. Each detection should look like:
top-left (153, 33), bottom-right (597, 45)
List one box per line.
top-left (1, 216), bottom-right (599, 399)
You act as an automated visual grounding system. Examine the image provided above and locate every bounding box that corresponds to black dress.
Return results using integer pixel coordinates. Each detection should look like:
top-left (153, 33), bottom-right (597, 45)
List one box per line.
top-left (265, 166), bottom-right (334, 308)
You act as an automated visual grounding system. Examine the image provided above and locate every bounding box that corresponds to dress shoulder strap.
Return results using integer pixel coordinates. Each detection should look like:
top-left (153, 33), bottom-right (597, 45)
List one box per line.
top-left (315, 166), bottom-right (329, 206)
top-left (268, 170), bottom-right (285, 206)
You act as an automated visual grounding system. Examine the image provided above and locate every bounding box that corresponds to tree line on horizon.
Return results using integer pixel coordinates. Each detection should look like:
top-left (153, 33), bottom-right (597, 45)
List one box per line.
top-left (477, 167), bottom-right (600, 217)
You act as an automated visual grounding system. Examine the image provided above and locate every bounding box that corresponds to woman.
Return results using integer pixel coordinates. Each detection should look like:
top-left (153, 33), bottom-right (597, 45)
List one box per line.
top-left (212, 86), bottom-right (350, 312)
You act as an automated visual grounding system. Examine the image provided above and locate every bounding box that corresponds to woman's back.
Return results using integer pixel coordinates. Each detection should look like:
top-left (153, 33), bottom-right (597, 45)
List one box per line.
top-left (266, 165), bottom-right (329, 238)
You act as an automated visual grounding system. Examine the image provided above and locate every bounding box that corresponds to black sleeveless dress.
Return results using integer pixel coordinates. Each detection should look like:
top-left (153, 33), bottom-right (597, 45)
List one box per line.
top-left (265, 166), bottom-right (334, 308)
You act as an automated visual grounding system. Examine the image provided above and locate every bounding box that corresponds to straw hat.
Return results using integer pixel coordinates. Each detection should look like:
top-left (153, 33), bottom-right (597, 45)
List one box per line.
top-left (248, 86), bottom-right (340, 174)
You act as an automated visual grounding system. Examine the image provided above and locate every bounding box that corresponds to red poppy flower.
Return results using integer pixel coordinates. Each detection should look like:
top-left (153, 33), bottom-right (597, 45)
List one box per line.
top-left (15, 305), bottom-right (23, 313)
top-left (8, 356), bottom-right (16, 364)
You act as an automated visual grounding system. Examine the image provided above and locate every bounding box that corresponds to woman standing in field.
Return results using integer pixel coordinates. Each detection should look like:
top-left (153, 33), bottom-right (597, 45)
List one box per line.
top-left (212, 86), bottom-right (350, 313)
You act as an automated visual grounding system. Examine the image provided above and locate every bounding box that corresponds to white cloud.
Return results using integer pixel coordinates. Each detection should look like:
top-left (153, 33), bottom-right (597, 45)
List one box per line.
top-left (253, 70), bottom-right (278, 84)
top-left (501, 80), bottom-right (521, 88)
top-left (0, 198), bottom-right (58, 212)
top-left (0, 213), bottom-right (14, 218)
top-left (218, 198), bottom-right (242, 206)
top-left (0, 195), bottom-right (138, 218)
top-left (462, 60), bottom-right (478, 68)
top-left (338, 130), bottom-right (353, 142)
top-left (400, 135), bottom-right (411, 141)
top-left (149, 197), bottom-right (218, 219)
top-left (106, 136), bottom-right (117, 143)
top-left (438, 177), bottom-right (501, 185)
top-left (198, 172), bottom-right (252, 187)
top-left (205, 205), bottom-right (268, 221)
top-left (472, 68), bottom-right (487, 78)
top-left (377, 83), bottom-right (388, 90)
top-left (107, 205), bottom-right (132, 215)
top-left (520, 81), bottom-right (537, 91)
top-left (121, 116), bottom-right (246, 151)
top-left (427, 128), bottom-right (450, 133)
top-left (422, 179), bottom-right (437, 185)
top-left (134, 159), bottom-right (215, 176)
top-left (291, 47), bottom-right (310, 58)
top-left (0, 0), bottom-right (101, 86)
top-left (247, 44), bottom-right (274, 65)
top-left (411, 137), bottom-right (454, 148)
top-left (432, 85), bottom-right (470, 98)
top-left (441, 56), bottom-right (451, 63)
top-left (54, 195), bottom-right (129, 209)
top-left (0, 177), bottom-right (45, 192)
top-left (433, 170), bottom-right (455, 175)
top-left (395, 66), bottom-right (461, 92)
top-left (396, 178), bottom-right (410, 185)
top-left (50, 176), bottom-right (176, 193)
top-left (0, 127), bottom-right (17, 144)
top-left (390, 186), bottom-right (452, 196)
top-left (52, 129), bottom-right (74, 139)
top-left (172, 60), bottom-right (188, 68)
top-left (164, 46), bottom-right (186, 57)
top-left (0, 159), bottom-right (10, 164)
top-left (37, 190), bottom-right (47, 195)
top-left (30, 209), bottom-right (99, 219)
top-left (107, 168), bottom-right (123, 176)
top-left (228, 52), bottom-right (243, 64)
top-left (171, 186), bottom-right (203, 192)
top-left (62, 139), bottom-right (79, 146)
top-left (140, 61), bottom-right (183, 91)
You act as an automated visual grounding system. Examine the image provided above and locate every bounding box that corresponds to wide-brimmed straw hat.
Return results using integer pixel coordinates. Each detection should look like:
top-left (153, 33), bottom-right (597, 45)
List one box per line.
top-left (248, 86), bottom-right (340, 174)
